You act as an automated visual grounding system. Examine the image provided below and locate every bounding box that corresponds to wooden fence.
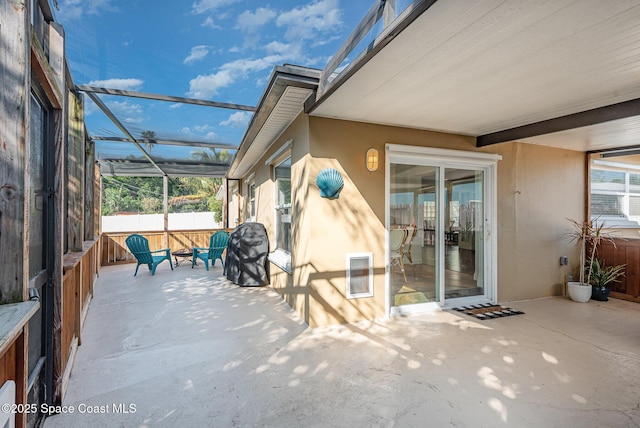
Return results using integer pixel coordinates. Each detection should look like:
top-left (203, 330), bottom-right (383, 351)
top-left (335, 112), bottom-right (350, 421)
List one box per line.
top-left (59, 238), bottom-right (100, 401)
top-left (597, 238), bottom-right (640, 303)
top-left (101, 229), bottom-right (232, 266)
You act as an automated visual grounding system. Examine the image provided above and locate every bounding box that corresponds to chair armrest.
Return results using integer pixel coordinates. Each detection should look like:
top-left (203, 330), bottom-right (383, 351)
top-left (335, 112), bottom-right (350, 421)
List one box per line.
top-left (150, 249), bottom-right (170, 255)
top-left (192, 247), bottom-right (208, 257)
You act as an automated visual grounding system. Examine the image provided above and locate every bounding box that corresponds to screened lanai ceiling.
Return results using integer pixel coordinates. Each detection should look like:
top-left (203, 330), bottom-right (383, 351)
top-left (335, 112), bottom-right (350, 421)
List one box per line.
top-left (78, 86), bottom-right (256, 177)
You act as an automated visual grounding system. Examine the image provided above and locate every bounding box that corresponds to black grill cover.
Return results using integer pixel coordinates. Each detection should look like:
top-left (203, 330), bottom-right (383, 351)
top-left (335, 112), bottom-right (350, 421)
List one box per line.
top-left (224, 222), bottom-right (270, 286)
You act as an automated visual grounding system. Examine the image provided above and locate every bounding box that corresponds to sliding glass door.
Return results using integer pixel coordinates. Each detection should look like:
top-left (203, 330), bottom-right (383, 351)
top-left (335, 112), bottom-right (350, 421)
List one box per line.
top-left (386, 145), bottom-right (499, 315)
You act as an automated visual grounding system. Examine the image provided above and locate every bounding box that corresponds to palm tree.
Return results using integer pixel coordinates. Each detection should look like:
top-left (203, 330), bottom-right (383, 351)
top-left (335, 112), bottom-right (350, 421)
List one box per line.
top-left (190, 147), bottom-right (231, 163)
top-left (140, 130), bottom-right (156, 153)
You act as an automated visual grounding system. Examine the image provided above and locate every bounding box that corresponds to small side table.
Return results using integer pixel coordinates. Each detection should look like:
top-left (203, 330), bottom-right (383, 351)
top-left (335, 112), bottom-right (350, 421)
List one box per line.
top-left (172, 249), bottom-right (195, 266)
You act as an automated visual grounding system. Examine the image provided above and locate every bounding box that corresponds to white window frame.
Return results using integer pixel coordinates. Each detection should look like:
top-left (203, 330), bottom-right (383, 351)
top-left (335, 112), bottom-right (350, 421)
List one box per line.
top-left (268, 152), bottom-right (292, 273)
top-left (591, 160), bottom-right (640, 223)
top-left (247, 179), bottom-right (256, 222)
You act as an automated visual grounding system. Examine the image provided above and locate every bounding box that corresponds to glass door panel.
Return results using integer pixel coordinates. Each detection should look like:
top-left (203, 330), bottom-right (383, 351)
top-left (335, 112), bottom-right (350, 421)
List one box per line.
top-left (389, 163), bottom-right (439, 307)
top-left (28, 93), bottom-right (46, 378)
top-left (388, 149), bottom-right (496, 314)
top-left (388, 159), bottom-right (490, 312)
top-left (444, 168), bottom-right (484, 300)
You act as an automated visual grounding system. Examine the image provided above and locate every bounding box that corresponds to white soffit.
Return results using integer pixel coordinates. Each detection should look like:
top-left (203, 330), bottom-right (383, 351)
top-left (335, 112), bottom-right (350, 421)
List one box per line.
top-left (311, 0), bottom-right (640, 148)
top-left (233, 86), bottom-right (313, 177)
top-left (517, 115), bottom-right (640, 152)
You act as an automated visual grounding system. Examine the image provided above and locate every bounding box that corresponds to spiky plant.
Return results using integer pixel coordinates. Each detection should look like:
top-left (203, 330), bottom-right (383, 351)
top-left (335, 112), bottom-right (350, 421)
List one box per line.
top-left (565, 217), bottom-right (618, 285)
top-left (589, 258), bottom-right (625, 288)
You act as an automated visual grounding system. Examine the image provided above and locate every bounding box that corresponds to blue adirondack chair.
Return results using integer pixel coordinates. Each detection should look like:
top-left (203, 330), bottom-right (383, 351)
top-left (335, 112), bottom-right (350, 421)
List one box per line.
top-left (125, 234), bottom-right (173, 276)
top-left (192, 231), bottom-right (229, 270)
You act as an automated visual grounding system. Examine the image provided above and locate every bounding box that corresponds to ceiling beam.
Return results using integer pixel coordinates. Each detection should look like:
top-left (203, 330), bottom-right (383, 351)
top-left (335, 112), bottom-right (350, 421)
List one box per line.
top-left (77, 85), bottom-right (257, 112)
top-left (91, 136), bottom-right (238, 150)
top-left (99, 158), bottom-right (232, 167)
top-left (477, 98), bottom-right (640, 147)
top-left (85, 91), bottom-right (167, 176)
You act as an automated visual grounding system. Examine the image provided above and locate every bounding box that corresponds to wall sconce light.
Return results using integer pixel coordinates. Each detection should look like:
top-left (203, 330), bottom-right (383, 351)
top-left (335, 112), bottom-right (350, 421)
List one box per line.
top-left (366, 148), bottom-right (379, 172)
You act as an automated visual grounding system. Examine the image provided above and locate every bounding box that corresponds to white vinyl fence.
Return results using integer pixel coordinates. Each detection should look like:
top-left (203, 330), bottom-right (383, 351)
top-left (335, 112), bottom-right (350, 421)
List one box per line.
top-left (102, 212), bottom-right (220, 232)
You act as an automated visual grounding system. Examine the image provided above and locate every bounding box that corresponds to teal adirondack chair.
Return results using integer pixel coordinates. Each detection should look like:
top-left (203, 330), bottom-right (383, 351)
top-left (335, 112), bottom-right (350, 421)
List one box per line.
top-left (192, 231), bottom-right (229, 270)
top-left (125, 234), bottom-right (173, 276)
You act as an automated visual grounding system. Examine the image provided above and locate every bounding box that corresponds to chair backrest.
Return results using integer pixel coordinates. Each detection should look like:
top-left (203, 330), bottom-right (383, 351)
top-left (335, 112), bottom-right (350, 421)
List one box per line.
top-left (404, 226), bottom-right (417, 250)
top-left (389, 229), bottom-right (407, 252)
top-left (125, 234), bottom-right (153, 264)
top-left (208, 231), bottom-right (230, 259)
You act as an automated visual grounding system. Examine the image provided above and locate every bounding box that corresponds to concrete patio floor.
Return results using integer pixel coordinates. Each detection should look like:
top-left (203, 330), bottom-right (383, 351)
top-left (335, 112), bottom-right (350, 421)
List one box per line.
top-left (43, 263), bottom-right (640, 428)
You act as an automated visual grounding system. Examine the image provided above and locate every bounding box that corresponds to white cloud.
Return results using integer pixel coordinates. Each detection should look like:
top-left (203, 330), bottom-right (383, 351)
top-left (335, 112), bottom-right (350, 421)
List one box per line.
top-left (237, 7), bottom-right (277, 32)
top-left (192, 0), bottom-right (240, 15)
top-left (187, 54), bottom-right (292, 98)
top-left (194, 124), bottom-right (212, 133)
top-left (58, 0), bottom-right (117, 20)
top-left (184, 46), bottom-right (210, 64)
top-left (224, 55), bottom-right (289, 74)
top-left (265, 41), bottom-right (295, 55)
top-left (187, 70), bottom-right (236, 99)
top-left (201, 16), bottom-right (221, 29)
top-left (107, 100), bottom-right (145, 125)
top-left (123, 117), bottom-right (144, 124)
top-left (220, 111), bottom-right (252, 128)
top-left (181, 127), bottom-right (218, 141)
top-left (277, 0), bottom-right (342, 41)
top-left (86, 78), bottom-right (143, 90)
top-left (107, 100), bottom-right (143, 116)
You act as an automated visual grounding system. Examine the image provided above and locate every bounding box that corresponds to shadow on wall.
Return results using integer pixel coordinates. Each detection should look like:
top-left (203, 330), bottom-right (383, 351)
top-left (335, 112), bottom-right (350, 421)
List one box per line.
top-left (280, 157), bottom-right (386, 326)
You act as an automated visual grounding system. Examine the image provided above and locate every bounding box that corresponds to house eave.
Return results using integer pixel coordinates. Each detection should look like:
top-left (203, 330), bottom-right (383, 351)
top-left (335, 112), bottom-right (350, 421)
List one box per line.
top-left (227, 65), bottom-right (320, 179)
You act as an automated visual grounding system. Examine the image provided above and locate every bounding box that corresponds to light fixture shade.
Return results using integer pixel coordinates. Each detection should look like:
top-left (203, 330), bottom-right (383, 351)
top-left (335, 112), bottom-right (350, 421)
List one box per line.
top-left (366, 148), bottom-right (379, 172)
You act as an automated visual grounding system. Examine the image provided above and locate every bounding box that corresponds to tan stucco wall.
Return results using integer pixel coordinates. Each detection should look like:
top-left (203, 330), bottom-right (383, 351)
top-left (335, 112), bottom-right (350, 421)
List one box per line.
top-left (306, 117), bottom-right (479, 326)
top-left (304, 118), bottom-right (587, 322)
top-left (488, 142), bottom-right (585, 302)
top-left (238, 114), bottom-right (588, 327)
top-left (238, 114), bottom-right (312, 323)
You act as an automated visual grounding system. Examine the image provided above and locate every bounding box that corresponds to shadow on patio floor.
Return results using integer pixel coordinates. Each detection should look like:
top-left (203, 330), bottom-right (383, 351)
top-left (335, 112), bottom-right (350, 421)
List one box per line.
top-left (44, 264), bottom-right (640, 427)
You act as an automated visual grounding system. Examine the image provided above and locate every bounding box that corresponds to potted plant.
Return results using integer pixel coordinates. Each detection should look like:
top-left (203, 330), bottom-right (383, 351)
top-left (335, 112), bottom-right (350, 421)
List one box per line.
top-left (565, 217), bottom-right (619, 302)
top-left (589, 258), bottom-right (625, 301)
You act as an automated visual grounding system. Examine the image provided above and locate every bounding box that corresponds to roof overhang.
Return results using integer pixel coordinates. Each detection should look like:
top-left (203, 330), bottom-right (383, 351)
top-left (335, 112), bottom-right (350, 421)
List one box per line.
top-left (227, 65), bottom-right (320, 179)
top-left (308, 0), bottom-right (640, 153)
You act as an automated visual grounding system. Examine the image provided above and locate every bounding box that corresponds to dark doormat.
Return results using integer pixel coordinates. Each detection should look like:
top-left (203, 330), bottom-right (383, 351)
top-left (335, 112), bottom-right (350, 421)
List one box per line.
top-left (452, 304), bottom-right (524, 320)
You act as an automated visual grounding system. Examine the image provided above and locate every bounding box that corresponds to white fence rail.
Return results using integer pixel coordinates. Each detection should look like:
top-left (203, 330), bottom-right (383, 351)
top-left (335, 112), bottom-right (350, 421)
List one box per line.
top-left (102, 212), bottom-right (220, 232)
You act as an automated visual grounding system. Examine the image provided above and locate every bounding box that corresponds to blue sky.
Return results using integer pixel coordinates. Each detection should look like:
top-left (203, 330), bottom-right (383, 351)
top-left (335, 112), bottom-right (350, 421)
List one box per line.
top-left (54, 0), bottom-right (375, 148)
